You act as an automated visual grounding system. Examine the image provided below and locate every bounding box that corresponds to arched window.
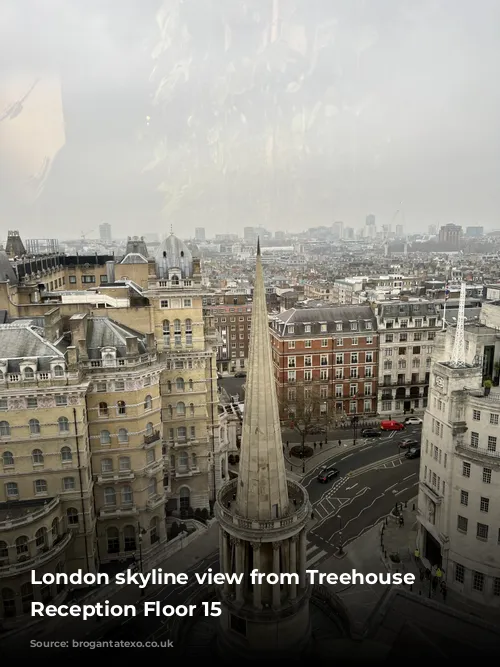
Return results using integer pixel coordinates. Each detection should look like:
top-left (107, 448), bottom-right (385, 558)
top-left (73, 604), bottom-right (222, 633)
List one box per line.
top-left (53, 365), bottom-right (64, 377)
top-left (188, 379), bottom-right (193, 391)
top-left (172, 274), bottom-right (179, 285)
top-left (101, 458), bottom-right (113, 473)
top-left (117, 401), bottom-right (126, 415)
top-left (149, 516), bottom-right (159, 545)
top-left (32, 449), bottom-right (44, 465)
top-left (0, 421), bottom-right (10, 437)
top-left (145, 422), bottom-right (153, 436)
top-left (118, 428), bottom-right (128, 443)
top-left (119, 456), bottom-right (131, 471)
top-left (179, 451), bottom-right (189, 472)
top-left (174, 319), bottom-right (181, 346)
top-left (146, 448), bottom-right (155, 464)
top-left (67, 507), bottom-right (79, 525)
top-left (104, 487), bottom-right (116, 505)
top-left (51, 518), bottom-right (59, 540)
top-left (2, 451), bottom-right (13, 467)
top-left (189, 403), bottom-right (195, 416)
top-left (24, 367), bottom-right (35, 379)
top-left (179, 486), bottom-right (190, 510)
top-left (60, 446), bottom-right (72, 462)
top-left (176, 401), bottom-right (185, 416)
top-left (163, 319), bottom-right (170, 346)
top-left (176, 377), bottom-right (185, 391)
top-left (58, 417), bottom-right (70, 433)
top-left (107, 527), bottom-right (120, 554)
top-left (35, 527), bottom-right (47, 550)
top-left (191, 453), bottom-right (197, 469)
top-left (2, 588), bottom-right (16, 618)
top-left (121, 485), bottom-right (133, 505)
top-left (185, 318), bottom-right (192, 345)
top-left (124, 525), bottom-right (136, 551)
top-left (0, 541), bottom-right (8, 561)
top-left (29, 418), bottom-right (40, 435)
top-left (15, 536), bottom-right (29, 557)
top-left (34, 479), bottom-right (47, 494)
top-left (98, 402), bottom-right (108, 417)
top-left (167, 380), bottom-right (172, 392)
top-left (100, 430), bottom-right (111, 445)
top-left (5, 482), bottom-right (18, 498)
top-left (144, 395), bottom-right (152, 410)
top-left (148, 478), bottom-right (157, 497)
top-left (177, 426), bottom-right (187, 441)
top-left (167, 405), bottom-right (173, 418)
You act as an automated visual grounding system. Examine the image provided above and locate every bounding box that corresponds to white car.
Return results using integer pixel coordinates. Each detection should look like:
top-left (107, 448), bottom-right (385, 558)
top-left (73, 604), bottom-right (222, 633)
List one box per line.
top-left (405, 417), bottom-right (423, 425)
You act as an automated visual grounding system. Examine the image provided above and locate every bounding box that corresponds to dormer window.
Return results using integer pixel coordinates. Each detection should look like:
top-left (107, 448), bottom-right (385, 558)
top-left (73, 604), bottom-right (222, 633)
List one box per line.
top-left (336, 322), bottom-right (342, 331)
top-left (53, 365), bottom-right (65, 377)
top-left (24, 367), bottom-right (35, 379)
top-left (101, 347), bottom-right (117, 367)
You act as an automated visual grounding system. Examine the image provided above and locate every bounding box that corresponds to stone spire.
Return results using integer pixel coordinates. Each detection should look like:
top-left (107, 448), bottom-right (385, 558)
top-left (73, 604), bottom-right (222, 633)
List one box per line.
top-left (236, 240), bottom-right (289, 520)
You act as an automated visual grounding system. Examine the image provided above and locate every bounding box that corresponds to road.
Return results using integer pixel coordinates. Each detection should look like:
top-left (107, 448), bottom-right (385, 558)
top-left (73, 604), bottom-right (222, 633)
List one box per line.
top-left (218, 376), bottom-right (245, 401)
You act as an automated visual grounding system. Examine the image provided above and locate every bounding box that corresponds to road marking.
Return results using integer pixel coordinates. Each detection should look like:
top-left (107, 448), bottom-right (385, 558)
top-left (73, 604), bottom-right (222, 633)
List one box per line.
top-left (360, 445), bottom-right (372, 451)
top-left (314, 487), bottom-right (370, 532)
top-left (345, 483), bottom-right (358, 491)
top-left (306, 540), bottom-right (328, 567)
top-left (395, 482), bottom-right (418, 496)
top-left (384, 483), bottom-right (397, 492)
top-left (403, 473), bottom-right (416, 481)
top-left (339, 453), bottom-right (353, 461)
top-left (327, 492), bottom-right (385, 542)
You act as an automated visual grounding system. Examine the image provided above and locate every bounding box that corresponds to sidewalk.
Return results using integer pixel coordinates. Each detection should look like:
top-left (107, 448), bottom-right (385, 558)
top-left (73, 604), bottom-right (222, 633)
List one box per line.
top-left (284, 439), bottom-right (356, 478)
top-left (380, 499), bottom-right (500, 623)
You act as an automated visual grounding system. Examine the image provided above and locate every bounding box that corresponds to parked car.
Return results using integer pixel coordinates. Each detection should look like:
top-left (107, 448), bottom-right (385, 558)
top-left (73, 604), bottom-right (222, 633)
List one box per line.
top-left (361, 428), bottom-right (381, 438)
top-left (398, 439), bottom-right (419, 450)
top-left (380, 420), bottom-right (405, 431)
top-left (309, 425), bottom-right (326, 434)
top-left (234, 372), bottom-right (246, 378)
top-left (405, 446), bottom-right (421, 459)
top-left (317, 466), bottom-right (340, 483)
top-left (404, 417), bottom-right (423, 425)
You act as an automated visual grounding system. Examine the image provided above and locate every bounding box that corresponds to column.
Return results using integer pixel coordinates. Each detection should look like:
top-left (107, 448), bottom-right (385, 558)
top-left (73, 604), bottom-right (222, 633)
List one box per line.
top-left (251, 542), bottom-right (262, 609)
top-left (234, 538), bottom-right (244, 604)
top-left (272, 542), bottom-right (281, 608)
top-left (222, 532), bottom-right (230, 595)
top-left (299, 529), bottom-right (307, 590)
top-left (289, 535), bottom-right (298, 600)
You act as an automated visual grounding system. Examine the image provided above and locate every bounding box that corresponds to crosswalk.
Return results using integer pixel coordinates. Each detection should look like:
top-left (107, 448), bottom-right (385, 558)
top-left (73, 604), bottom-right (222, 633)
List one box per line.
top-left (314, 495), bottom-right (347, 520)
top-left (306, 539), bottom-right (328, 568)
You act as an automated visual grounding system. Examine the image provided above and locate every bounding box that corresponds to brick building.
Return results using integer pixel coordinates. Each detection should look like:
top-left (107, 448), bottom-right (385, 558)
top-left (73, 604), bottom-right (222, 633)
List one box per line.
top-left (270, 305), bottom-right (379, 421)
top-left (211, 303), bottom-right (252, 372)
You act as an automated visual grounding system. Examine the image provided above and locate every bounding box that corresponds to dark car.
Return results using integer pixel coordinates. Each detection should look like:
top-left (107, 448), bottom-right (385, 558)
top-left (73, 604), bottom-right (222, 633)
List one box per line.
top-left (398, 439), bottom-right (419, 450)
top-left (309, 425), bottom-right (326, 434)
top-left (234, 372), bottom-right (246, 378)
top-left (317, 466), bottom-right (339, 483)
top-left (361, 428), bottom-right (381, 438)
top-left (405, 446), bottom-right (421, 459)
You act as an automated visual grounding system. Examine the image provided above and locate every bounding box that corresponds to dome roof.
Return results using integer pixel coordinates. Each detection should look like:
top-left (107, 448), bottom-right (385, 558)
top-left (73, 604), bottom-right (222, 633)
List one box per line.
top-left (154, 233), bottom-right (193, 279)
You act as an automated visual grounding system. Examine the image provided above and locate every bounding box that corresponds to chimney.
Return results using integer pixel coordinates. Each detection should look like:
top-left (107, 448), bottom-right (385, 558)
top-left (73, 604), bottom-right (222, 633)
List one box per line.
top-left (43, 307), bottom-right (62, 343)
top-left (69, 313), bottom-right (89, 347)
top-left (145, 332), bottom-right (155, 351)
top-left (125, 336), bottom-right (139, 356)
top-left (66, 346), bottom-right (78, 368)
top-left (77, 339), bottom-right (88, 360)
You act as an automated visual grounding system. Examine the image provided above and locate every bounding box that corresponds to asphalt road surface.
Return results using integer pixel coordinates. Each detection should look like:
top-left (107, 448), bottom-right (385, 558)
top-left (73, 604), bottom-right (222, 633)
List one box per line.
top-left (218, 376), bottom-right (245, 401)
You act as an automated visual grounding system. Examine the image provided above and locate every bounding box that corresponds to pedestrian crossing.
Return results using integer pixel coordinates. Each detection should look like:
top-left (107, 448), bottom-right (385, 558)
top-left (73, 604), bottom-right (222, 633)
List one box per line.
top-left (306, 539), bottom-right (328, 568)
top-left (314, 495), bottom-right (347, 520)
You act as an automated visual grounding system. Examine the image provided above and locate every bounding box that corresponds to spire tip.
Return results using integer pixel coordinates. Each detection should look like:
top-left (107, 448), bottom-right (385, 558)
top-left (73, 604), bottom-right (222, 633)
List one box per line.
top-left (257, 237), bottom-right (261, 256)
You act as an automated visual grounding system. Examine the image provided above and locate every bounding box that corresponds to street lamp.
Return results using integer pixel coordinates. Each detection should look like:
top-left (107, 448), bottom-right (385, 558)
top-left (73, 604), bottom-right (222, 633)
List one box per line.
top-left (351, 415), bottom-right (359, 447)
top-left (137, 522), bottom-right (147, 596)
top-left (337, 515), bottom-right (344, 555)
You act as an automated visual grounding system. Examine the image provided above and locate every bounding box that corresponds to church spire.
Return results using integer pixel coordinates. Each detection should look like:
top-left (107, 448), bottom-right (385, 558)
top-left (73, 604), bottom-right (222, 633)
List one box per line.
top-left (236, 242), bottom-right (289, 520)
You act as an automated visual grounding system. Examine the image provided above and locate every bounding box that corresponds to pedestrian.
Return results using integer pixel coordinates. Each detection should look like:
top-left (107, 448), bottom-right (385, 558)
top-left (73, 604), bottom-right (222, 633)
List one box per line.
top-left (414, 548), bottom-right (420, 562)
top-left (435, 567), bottom-right (443, 580)
top-left (311, 511), bottom-right (315, 520)
top-left (338, 439), bottom-right (341, 447)
top-left (400, 515), bottom-right (405, 526)
top-left (286, 440), bottom-right (289, 448)
top-left (320, 442), bottom-right (323, 449)
top-left (314, 442), bottom-right (317, 450)
top-left (441, 581), bottom-right (447, 602)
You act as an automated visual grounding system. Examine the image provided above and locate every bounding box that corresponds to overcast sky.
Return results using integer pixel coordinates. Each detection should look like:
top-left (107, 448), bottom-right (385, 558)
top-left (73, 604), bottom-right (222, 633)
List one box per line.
top-left (1, 0), bottom-right (499, 239)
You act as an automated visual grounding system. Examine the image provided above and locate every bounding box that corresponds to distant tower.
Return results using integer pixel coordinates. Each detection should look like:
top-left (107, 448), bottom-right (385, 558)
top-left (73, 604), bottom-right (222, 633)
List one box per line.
top-left (450, 282), bottom-right (467, 367)
top-left (99, 222), bottom-right (112, 242)
top-left (215, 239), bottom-right (312, 658)
top-left (195, 227), bottom-right (206, 242)
top-left (5, 230), bottom-right (26, 258)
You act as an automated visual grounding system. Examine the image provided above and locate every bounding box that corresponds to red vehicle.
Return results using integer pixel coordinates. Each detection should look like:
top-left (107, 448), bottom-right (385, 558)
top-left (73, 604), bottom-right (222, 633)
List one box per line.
top-left (380, 420), bottom-right (405, 431)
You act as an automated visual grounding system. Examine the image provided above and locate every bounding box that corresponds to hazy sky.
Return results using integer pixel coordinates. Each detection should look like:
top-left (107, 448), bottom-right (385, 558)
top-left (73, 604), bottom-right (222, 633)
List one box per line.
top-left (1, 0), bottom-right (500, 239)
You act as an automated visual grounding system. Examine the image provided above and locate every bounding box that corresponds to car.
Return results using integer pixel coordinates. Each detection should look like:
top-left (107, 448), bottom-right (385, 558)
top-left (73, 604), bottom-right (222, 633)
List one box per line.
top-left (317, 466), bottom-right (339, 483)
top-left (309, 425), bottom-right (326, 434)
top-left (234, 372), bottom-right (246, 378)
top-left (361, 428), bottom-right (381, 438)
top-left (405, 446), bottom-right (421, 459)
top-left (398, 439), bottom-right (419, 449)
top-left (380, 420), bottom-right (405, 431)
top-left (404, 417), bottom-right (423, 425)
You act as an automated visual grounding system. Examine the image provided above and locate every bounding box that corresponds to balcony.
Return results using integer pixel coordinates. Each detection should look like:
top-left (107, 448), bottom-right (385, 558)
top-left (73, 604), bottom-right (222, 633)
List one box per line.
top-left (96, 470), bottom-right (135, 484)
top-left (456, 441), bottom-right (500, 460)
top-left (81, 354), bottom-right (156, 370)
top-left (144, 459), bottom-right (164, 476)
top-left (0, 497), bottom-right (60, 532)
top-left (98, 505), bottom-right (139, 519)
top-left (175, 466), bottom-right (201, 479)
top-left (144, 430), bottom-right (161, 446)
top-left (0, 531), bottom-right (72, 577)
top-left (147, 493), bottom-right (166, 510)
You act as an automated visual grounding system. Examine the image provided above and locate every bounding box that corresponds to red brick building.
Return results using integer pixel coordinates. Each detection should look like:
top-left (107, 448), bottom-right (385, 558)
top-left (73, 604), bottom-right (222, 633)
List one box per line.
top-left (270, 305), bottom-right (379, 420)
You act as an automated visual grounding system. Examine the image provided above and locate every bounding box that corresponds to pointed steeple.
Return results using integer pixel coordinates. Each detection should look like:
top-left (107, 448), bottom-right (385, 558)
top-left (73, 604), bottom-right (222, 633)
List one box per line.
top-left (236, 242), bottom-right (289, 520)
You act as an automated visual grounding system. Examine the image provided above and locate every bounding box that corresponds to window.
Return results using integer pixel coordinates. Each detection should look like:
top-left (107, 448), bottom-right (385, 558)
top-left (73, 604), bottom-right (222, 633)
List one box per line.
top-left (0, 421), bottom-right (10, 437)
top-left (488, 436), bottom-right (497, 452)
top-left (67, 507), bottom-right (79, 525)
top-left (322, 339), bottom-right (328, 347)
top-left (60, 446), bottom-right (72, 462)
top-left (107, 528), bottom-right (120, 554)
top-left (470, 432), bottom-right (479, 448)
top-left (124, 526), bottom-right (136, 551)
top-left (491, 413), bottom-right (499, 425)
top-left (53, 365), bottom-right (65, 377)
top-left (176, 402), bottom-right (186, 416)
top-left (472, 571), bottom-right (484, 592)
top-left (82, 275), bottom-right (95, 283)
top-left (32, 449), bottom-right (44, 465)
top-left (119, 456), bottom-right (131, 471)
top-left (176, 377), bottom-right (185, 391)
top-left (58, 416), bottom-right (70, 433)
top-left (146, 422), bottom-right (154, 436)
top-left (104, 487), bottom-right (116, 505)
top-left (183, 299), bottom-right (192, 307)
top-left (462, 462), bottom-right (471, 478)
top-left (288, 340), bottom-right (295, 349)
top-left (460, 490), bottom-right (468, 506)
top-left (144, 395), bottom-right (153, 410)
top-left (63, 477), bottom-right (75, 491)
top-left (480, 497), bottom-right (489, 512)
top-left (174, 319), bottom-right (182, 346)
top-left (27, 397), bottom-right (37, 409)
top-left (455, 563), bottom-right (465, 583)
top-left (121, 485), bottom-right (133, 504)
top-left (99, 402), bottom-right (108, 417)
top-left (473, 410), bottom-right (481, 421)
top-left (29, 419), bottom-right (40, 435)
top-left (185, 319), bottom-right (193, 345)
top-left (457, 515), bottom-right (468, 533)
top-left (483, 467), bottom-right (492, 484)
top-left (118, 429), bottom-right (129, 444)
top-left (160, 299), bottom-right (169, 308)
top-left (288, 357), bottom-right (296, 368)
top-left (117, 401), bottom-right (126, 415)
top-left (148, 478), bottom-right (157, 497)
top-left (34, 479), bottom-right (47, 495)
top-left (5, 482), bottom-right (18, 498)
top-left (476, 523), bottom-right (489, 540)
top-left (2, 451), bottom-right (14, 467)
top-left (101, 459), bottom-right (113, 473)
top-left (100, 430), bottom-right (111, 445)
top-left (163, 320), bottom-right (170, 345)
top-left (150, 516), bottom-right (160, 545)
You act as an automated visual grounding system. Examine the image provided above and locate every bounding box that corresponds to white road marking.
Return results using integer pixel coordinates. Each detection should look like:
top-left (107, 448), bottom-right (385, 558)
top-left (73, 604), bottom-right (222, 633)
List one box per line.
top-left (403, 473), bottom-right (416, 481)
top-left (345, 483), bottom-right (358, 491)
top-left (314, 487), bottom-right (370, 531)
top-left (328, 493), bottom-right (385, 542)
top-left (305, 540), bottom-right (328, 567)
top-left (384, 483), bottom-right (397, 492)
top-left (340, 453), bottom-right (353, 460)
top-left (360, 446), bottom-right (372, 451)
top-left (395, 482), bottom-right (418, 496)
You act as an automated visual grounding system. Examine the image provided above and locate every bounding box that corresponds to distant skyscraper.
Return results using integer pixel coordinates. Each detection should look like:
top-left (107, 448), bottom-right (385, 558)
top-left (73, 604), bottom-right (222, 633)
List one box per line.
top-left (274, 230), bottom-right (286, 240)
top-left (395, 224), bottom-right (404, 238)
top-left (99, 222), bottom-right (112, 242)
top-left (195, 227), bottom-right (206, 241)
top-left (439, 223), bottom-right (462, 246)
top-left (365, 214), bottom-right (376, 226)
top-left (332, 221), bottom-right (344, 239)
top-left (428, 225), bottom-right (437, 236)
top-left (465, 226), bottom-right (484, 238)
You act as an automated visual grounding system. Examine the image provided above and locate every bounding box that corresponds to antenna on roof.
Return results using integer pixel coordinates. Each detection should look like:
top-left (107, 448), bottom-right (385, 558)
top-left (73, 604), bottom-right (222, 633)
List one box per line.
top-left (450, 282), bottom-right (467, 368)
